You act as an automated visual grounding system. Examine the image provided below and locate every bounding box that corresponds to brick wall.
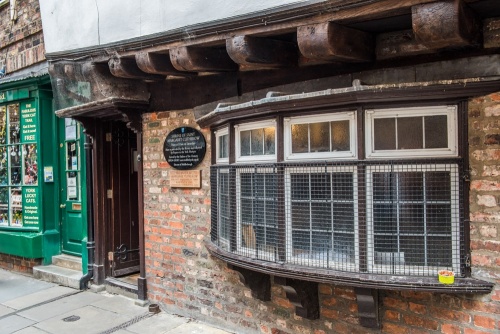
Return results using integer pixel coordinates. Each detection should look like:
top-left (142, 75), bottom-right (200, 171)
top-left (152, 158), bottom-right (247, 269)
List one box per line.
top-left (0, 0), bottom-right (45, 74)
top-left (143, 93), bottom-right (500, 333)
top-left (0, 253), bottom-right (41, 274)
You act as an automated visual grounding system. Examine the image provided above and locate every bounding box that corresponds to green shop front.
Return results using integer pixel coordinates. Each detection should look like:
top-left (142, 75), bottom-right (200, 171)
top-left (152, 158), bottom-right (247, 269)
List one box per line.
top-left (0, 74), bottom-right (88, 270)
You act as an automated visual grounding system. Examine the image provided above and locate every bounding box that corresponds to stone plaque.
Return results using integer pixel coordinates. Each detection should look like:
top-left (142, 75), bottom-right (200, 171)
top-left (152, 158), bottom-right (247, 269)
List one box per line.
top-left (163, 127), bottom-right (206, 170)
top-left (170, 170), bottom-right (201, 188)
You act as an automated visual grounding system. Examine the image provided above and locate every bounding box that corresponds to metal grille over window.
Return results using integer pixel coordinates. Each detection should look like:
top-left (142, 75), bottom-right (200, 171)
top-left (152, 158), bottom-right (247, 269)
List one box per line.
top-left (211, 161), bottom-right (463, 277)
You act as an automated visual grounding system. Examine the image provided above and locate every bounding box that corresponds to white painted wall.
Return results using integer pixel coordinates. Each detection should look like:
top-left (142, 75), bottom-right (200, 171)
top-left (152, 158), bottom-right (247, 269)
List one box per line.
top-left (39, 0), bottom-right (314, 54)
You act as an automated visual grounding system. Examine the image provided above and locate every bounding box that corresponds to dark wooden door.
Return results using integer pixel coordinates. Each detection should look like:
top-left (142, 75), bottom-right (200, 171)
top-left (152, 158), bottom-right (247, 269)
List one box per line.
top-left (106, 121), bottom-right (140, 277)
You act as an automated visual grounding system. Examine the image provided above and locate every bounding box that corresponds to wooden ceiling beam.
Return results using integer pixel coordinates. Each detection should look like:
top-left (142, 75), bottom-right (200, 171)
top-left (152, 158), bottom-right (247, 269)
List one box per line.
top-left (108, 57), bottom-right (165, 80)
top-left (412, 0), bottom-right (481, 49)
top-left (169, 46), bottom-right (238, 72)
top-left (226, 35), bottom-right (297, 69)
top-left (297, 22), bottom-right (373, 63)
top-left (376, 29), bottom-right (431, 60)
top-left (135, 51), bottom-right (195, 77)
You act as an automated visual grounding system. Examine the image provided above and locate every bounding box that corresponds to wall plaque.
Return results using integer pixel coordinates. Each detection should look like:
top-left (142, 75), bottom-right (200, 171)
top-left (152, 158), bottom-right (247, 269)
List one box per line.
top-left (163, 127), bottom-right (206, 170)
top-left (170, 170), bottom-right (201, 188)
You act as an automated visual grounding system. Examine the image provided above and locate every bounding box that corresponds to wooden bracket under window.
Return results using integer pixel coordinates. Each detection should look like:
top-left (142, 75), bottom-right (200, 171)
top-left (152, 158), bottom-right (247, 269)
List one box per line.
top-left (228, 264), bottom-right (271, 301)
top-left (355, 287), bottom-right (380, 329)
top-left (274, 276), bottom-right (319, 320)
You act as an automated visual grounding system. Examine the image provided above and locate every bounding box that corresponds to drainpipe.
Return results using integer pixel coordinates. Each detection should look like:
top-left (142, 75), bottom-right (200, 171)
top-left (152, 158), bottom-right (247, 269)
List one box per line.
top-left (80, 134), bottom-right (95, 290)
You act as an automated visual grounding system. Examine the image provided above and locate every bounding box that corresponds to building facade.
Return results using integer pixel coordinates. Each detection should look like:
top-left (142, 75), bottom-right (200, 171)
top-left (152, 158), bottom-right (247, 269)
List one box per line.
top-left (40, 0), bottom-right (500, 332)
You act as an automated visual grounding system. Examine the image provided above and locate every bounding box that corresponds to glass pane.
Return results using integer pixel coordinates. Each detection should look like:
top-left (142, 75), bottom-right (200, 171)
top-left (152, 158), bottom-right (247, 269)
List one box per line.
top-left (399, 204), bottom-right (424, 234)
top-left (241, 223), bottom-right (256, 249)
top-left (332, 172), bottom-right (353, 200)
top-left (265, 200), bottom-right (277, 226)
top-left (65, 118), bottom-right (77, 141)
top-left (374, 235), bottom-right (397, 255)
top-left (0, 147), bottom-right (7, 185)
top-left (8, 104), bottom-right (20, 144)
top-left (332, 203), bottom-right (354, 232)
top-left (426, 171), bottom-right (451, 201)
top-left (292, 229), bottom-right (310, 254)
top-left (331, 120), bottom-right (350, 151)
top-left (373, 204), bottom-right (396, 234)
top-left (240, 130), bottom-right (251, 156)
top-left (218, 134), bottom-right (228, 159)
top-left (311, 231), bottom-right (331, 252)
top-left (23, 144), bottom-right (37, 185)
top-left (310, 174), bottom-right (330, 200)
top-left (333, 233), bottom-right (354, 262)
top-left (427, 236), bottom-right (452, 266)
top-left (0, 187), bottom-right (8, 225)
top-left (372, 172), bottom-right (394, 202)
top-left (67, 171), bottom-right (78, 200)
top-left (254, 174), bottom-right (265, 198)
top-left (310, 122), bottom-right (329, 152)
top-left (241, 198), bottom-right (252, 224)
top-left (10, 188), bottom-right (22, 227)
top-left (66, 141), bottom-right (78, 170)
top-left (291, 174), bottom-right (309, 200)
top-left (398, 172), bottom-right (423, 202)
top-left (400, 236), bottom-right (425, 266)
top-left (0, 106), bottom-right (6, 145)
top-left (250, 129), bottom-right (264, 155)
top-left (374, 118), bottom-right (395, 150)
top-left (291, 123), bottom-right (309, 153)
top-left (425, 115), bottom-right (448, 148)
top-left (240, 173), bottom-right (252, 197)
top-left (311, 202), bottom-right (331, 231)
top-left (292, 202), bottom-right (310, 230)
top-left (397, 117), bottom-right (423, 150)
top-left (427, 204), bottom-right (452, 234)
top-left (10, 146), bottom-right (21, 185)
top-left (263, 127), bottom-right (275, 155)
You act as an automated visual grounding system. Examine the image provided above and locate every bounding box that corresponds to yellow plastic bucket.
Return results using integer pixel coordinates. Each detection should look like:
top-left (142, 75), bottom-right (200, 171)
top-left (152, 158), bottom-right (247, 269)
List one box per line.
top-left (438, 270), bottom-right (455, 284)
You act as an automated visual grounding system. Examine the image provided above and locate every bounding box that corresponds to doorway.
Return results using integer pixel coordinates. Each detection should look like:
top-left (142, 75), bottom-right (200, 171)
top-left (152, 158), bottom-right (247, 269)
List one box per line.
top-left (105, 121), bottom-right (140, 277)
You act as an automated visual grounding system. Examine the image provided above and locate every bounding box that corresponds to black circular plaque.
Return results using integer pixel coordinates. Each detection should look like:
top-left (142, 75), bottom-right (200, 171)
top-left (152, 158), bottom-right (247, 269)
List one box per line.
top-left (163, 127), bottom-right (206, 170)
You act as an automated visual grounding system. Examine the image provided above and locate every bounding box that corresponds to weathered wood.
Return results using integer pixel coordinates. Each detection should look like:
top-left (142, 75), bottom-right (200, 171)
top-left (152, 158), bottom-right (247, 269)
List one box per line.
top-left (376, 29), bottom-right (431, 60)
top-left (108, 57), bottom-right (165, 80)
top-left (412, 0), bottom-right (481, 49)
top-left (169, 46), bottom-right (237, 72)
top-left (226, 35), bottom-right (297, 69)
top-left (484, 17), bottom-right (500, 48)
top-left (135, 51), bottom-right (194, 76)
top-left (355, 288), bottom-right (380, 329)
top-left (274, 277), bottom-right (319, 320)
top-left (297, 22), bottom-right (373, 62)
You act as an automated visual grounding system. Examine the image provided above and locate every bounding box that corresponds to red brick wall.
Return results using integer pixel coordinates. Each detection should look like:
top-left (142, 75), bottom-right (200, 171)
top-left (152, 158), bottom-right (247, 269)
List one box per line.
top-left (0, 253), bottom-right (41, 274)
top-left (0, 0), bottom-right (45, 74)
top-left (143, 94), bottom-right (500, 333)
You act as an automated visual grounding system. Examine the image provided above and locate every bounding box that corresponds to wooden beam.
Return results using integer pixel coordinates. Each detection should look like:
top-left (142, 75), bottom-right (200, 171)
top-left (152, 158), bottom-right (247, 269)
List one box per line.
top-left (297, 22), bottom-right (373, 63)
top-left (108, 57), bottom-right (165, 80)
top-left (412, 0), bottom-right (481, 49)
top-left (226, 35), bottom-right (297, 69)
top-left (169, 46), bottom-right (237, 72)
top-left (135, 51), bottom-right (194, 76)
top-left (376, 29), bottom-right (431, 60)
top-left (484, 17), bottom-right (500, 49)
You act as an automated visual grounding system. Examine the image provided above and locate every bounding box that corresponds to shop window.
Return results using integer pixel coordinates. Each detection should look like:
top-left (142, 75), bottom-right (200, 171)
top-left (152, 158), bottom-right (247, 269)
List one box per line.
top-left (211, 105), bottom-right (462, 279)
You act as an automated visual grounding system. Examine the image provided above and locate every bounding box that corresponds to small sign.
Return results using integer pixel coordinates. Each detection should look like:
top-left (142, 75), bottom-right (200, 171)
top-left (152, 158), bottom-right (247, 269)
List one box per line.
top-left (44, 166), bottom-right (54, 182)
top-left (163, 127), bottom-right (206, 170)
top-left (170, 170), bottom-right (201, 188)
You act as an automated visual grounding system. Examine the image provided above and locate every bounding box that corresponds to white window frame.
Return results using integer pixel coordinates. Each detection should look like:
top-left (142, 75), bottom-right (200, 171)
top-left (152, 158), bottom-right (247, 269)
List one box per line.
top-left (365, 105), bottom-right (458, 159)
top-left (284, 112), bottom-right (357, 161)
top-left (235, 120), bottom-right (276, 163)
top-left (285, 166), bottom-right (359, 271)
top-left (215, 127), bottom-right (229, 164)
top-left (217, 168), bottom-right (230, 250)
top-left (236, 167), bottom-right (278, 261)
top-left (366, 164), bottom-right (460, 275)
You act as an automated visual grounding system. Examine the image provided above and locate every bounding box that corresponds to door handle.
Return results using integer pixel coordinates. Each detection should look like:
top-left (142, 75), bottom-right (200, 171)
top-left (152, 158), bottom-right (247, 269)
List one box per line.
top-left (60, 204), bottom-right (66, 208)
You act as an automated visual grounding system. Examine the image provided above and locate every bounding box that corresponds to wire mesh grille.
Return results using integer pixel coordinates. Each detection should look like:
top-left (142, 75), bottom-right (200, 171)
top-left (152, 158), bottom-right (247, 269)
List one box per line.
top-left (211, 160), bottom-right (464, 277)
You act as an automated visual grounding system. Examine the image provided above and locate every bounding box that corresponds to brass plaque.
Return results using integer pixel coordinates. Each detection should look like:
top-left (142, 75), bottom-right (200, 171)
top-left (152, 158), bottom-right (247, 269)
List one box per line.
top-left (72, 203), bottom-right (82, 210)
top-left (170, 170), bottom-right (201, 188)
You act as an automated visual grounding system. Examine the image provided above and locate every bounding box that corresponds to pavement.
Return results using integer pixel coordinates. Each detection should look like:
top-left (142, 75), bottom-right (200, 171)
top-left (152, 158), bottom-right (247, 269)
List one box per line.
top-left (0, 269), bottom-right (233, 334)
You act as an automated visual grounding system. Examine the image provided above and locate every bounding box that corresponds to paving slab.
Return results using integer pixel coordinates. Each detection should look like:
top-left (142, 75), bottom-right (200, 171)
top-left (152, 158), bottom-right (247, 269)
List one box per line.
top-left (167, 322), bottom-right (232, 334)
top-left (33, 305), bottom-right (130, 334)
top-left (3, 286), bottom-right (75, 310)
top-left (0, 315), bottom-right (35, 334)
top-left (0, 270), bottom-right (54, 303)
top-left (125, 312), bottom-right (188, 334)
top-left (9, 326), bottom-right (48, 334)
top-left (18, 291), bottom-right (105, 322)
top-left (0, 304), bottom-right (14, 317)
top-left (91, 294), bottom-right (147, 317)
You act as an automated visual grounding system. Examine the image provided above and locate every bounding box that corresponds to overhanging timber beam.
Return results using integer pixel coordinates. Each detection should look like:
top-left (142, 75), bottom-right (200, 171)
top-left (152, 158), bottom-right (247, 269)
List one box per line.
top-left (135, 51), bottom-right (194, 77)
top-left (169, 46), bottom-right (238, 72)
top-left (108, 57), bottom-right (164, 80)
top-left (412, 0), bottom-right (481, 49)
top-left (226, 35), bottom-right (297, 69)
top-left (297, 22), bottom-right (373, 63)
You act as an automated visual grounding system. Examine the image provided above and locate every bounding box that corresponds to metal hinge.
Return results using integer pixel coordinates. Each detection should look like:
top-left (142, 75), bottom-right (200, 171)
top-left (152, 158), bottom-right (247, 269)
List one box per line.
top-left (107, 189), bottom-right (113, 199)
top-left (108, 251), bottom-right (114, 262)
top-left (462, 170), bottom-right (471, 182)
top-left (106, 133), bottom-right (112, 142)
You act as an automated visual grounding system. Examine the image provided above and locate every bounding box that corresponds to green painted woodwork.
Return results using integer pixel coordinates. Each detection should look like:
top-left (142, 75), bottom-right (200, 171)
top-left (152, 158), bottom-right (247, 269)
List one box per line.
top-left (0, 231), bottom-right (43, 258)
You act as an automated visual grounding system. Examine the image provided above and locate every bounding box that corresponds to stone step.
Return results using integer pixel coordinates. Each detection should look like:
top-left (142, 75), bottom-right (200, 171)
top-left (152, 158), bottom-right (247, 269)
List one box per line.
top-left (32, 264), bottom-right (83, 289)
top-left (52, 254), bottom-right (82, 271)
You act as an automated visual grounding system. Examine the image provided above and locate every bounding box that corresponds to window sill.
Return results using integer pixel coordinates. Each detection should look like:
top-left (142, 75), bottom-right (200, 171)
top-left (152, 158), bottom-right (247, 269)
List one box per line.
top-left (206, 240), bottom-right (493, 294)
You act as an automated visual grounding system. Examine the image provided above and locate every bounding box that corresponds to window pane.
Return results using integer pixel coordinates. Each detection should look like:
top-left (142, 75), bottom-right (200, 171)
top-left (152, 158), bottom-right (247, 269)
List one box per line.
top-left (241, 223), bottom-right (255, 249)
top-left (8, 104), bottom-right (20, 144)
top-left (398, 172), bottom-right (423, 202)
top-left (427, 204), bottom-right (452, 234)
top-left (311, 202), bottom-right (331, 231)
top-left (332, 172), bottom-right (353, 200)
top-left (310, 174), bottom-right (330, 200)
top-left (397, 117), bottom-right (423, 150)
top-left (311, 231), bottom-right (331, 252)
top-left (291, 174), bottom-right (309, 200)
top-left (425, 171), bottom-right (450, 201)
top-left (333, 203), bottom-right (355, 232)
top-left (264, 127), bottom-right (275, 155)
top-left (292, 202), bottom-right (310, 230)
top-left (310, 122), bottom-right (329, 152)
top-left (240, 130), bottom-right (251, 156)
top-left (331, 120), bottom-right (350, 151)
top-left (0, 187), bottom-right (8, 225)
top-left (425, 115), bottom-right (448, 148)
top-left (399, 204), bottom-right (424, 234)
top-left (10, 188), bottom-right (22, 227)
top-left (218, 134), bottom-right (228, 159)
top-left (251, 129), bottom-right (264, 155)
top-left (400, 236), bottom-right (425, 266)
top-left (291, 123), bottom-right (308, 153)
top-left (23, 144), bottom-right (37, 185)
top-left (333, 233), bottom-right (354, 262)
top-left (372, 172), bottom-right (393, 202)
top-left (10, 146), bottom-right (21, 185)
top-left (0, 147), bottom-right (7, 185)
top-left (0, 106), bottom-right (6, 145)
top-left (427, 236), bottom-right (452, 266)
top-left (374, 118), bottom-right (396, 150)
top-left (292, 230), bottom-right (310, 254)
top-left (373, 203), bottom-right (397, 234)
